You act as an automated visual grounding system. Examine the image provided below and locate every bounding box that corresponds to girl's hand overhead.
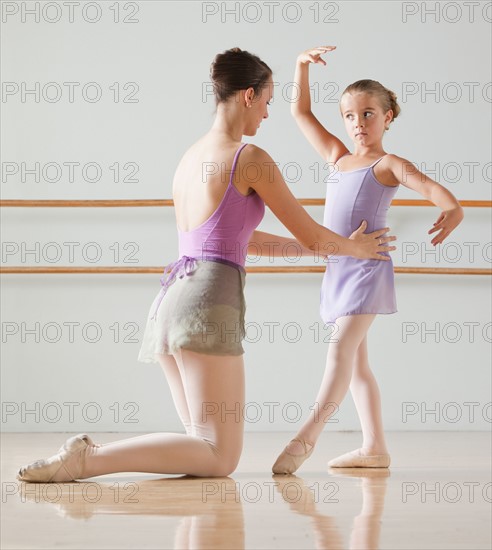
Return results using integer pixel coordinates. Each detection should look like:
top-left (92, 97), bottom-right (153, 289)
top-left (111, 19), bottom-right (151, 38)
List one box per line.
top-left (297, 46), bottom-right (336, 65)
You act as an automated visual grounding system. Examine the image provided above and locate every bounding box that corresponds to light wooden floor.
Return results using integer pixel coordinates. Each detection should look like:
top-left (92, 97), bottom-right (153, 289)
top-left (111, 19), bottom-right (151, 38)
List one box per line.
top-left (2, 431), bottom-right (491, 549)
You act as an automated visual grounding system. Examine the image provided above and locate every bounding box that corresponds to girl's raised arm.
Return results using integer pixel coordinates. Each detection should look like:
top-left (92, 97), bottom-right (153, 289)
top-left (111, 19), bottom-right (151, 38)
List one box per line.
top-left (292, 46), bottom-right (349, 164)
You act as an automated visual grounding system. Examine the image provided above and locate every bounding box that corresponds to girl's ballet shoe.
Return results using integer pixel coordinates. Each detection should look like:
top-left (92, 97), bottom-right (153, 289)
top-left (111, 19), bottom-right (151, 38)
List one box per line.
top-left (327, 448), bottom-right (390, 468)
top-left (17, 434), bottom-right (96, 483)
top-left (328, 467), bottom-right (391, 479)
top-left (272, 438), bottom-right (314, 475)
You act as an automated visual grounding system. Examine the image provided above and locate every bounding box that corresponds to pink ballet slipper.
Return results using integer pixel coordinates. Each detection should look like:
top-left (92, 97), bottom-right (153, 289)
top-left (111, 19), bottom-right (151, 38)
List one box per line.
top-left (17, 434), bottom-right (97, 482)
top-left (327, 448), bottom-right (390, 468)
top-left (272, 438), bottom-right (314, 475)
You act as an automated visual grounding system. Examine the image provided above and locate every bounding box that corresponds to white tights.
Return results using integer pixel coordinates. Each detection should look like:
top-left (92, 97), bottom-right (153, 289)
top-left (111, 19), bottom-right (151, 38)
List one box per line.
top-left (295, 314), bottom-right (388, 454)
top-left (81, 349), bottom-right (245, 479)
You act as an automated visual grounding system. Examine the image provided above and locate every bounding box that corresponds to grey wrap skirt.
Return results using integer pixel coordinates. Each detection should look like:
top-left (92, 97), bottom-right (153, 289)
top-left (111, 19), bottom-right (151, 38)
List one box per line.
top-left (137, 258), bottom-right (246, 362)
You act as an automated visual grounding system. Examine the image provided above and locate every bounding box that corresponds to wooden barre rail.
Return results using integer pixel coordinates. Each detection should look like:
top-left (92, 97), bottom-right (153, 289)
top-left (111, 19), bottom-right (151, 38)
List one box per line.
top-left (1, 199), bottom-right (490, 208)
top-left (1, 266), bottom-right (490, 275)
top-left (2, 199), bottom-right (489, 275)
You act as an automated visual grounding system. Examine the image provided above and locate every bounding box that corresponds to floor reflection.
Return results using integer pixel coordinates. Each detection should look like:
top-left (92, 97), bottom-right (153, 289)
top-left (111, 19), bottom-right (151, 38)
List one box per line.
top-left (18, 468), bottom-right (390, 550)
top-left (273, 469), bottom-right (389, 550)
top-left (19, 476), bottom-right (245, 549)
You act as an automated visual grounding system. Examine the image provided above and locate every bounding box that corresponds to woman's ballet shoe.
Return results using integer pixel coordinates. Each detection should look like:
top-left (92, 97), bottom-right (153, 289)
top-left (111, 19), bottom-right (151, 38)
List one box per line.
top-left (327, 448), bottom-right (390, 468)
top-left (17, 434), bottom-right (96, 483)
top-left (272, 438), bottom-right (314, 475)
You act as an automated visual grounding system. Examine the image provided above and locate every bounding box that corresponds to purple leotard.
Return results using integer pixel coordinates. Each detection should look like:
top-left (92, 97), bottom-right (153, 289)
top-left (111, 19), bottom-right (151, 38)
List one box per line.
top-left (178, 142), bottom-right (264, 266)
top-left (320, 154), bottom-right (399, 323)
top-left (149, 142), bottom-right (264, 320)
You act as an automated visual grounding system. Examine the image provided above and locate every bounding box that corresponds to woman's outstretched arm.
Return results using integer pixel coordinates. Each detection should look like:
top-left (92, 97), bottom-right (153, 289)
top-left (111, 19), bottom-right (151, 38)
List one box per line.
top-left (248, 230), bottom-right (314, 257)
top-left (248, 227), bottom-right (375, 259)
top-left (241, 144), bottom-right (395, 260)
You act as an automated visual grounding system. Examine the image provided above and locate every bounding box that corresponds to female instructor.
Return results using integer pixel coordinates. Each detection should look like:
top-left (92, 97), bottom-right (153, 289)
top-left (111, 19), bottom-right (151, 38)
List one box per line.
top-left (17, 48), bottom-right (395, 482)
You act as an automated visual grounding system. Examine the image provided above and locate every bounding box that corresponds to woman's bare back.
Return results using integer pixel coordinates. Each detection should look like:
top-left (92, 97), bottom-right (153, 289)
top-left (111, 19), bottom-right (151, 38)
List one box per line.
top-left (173, 136), bottom-right (251, 232)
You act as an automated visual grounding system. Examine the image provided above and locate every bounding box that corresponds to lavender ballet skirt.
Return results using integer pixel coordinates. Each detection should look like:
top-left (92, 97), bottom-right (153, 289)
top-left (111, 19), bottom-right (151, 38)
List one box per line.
top-left (137, 257), bottom-right (246, 362)
top-left (320, 156), bottom-right (399, 324)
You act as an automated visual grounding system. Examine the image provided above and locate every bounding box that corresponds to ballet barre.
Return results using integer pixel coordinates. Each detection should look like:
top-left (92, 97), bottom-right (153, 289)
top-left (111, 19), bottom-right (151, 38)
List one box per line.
top-left (0, 199), bottom-right (490, 207)
top-left (1, 199), bottom-right (490, 275)
top-left (0, 267), bottom-right (489, 275)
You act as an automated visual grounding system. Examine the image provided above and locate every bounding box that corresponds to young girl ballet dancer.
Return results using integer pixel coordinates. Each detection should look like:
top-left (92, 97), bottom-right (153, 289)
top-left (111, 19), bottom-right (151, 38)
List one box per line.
top-left (272, 46), bottom-right (464, 473)
top-left (17, 48), bottom-right (396, 483)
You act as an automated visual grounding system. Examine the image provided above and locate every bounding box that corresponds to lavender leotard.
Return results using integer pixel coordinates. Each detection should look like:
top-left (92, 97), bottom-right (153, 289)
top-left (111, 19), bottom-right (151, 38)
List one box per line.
top-left (178, 142), bottom-right (265, 266)
top-left (320, 155), bottom-right (399, 324)
top-left (137, 143), bottom-right (264, 360)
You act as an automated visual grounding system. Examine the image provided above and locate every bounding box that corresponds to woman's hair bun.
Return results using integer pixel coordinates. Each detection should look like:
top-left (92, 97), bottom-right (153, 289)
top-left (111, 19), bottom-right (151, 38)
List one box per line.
top-left (209, 48), bottom-right (272, 106)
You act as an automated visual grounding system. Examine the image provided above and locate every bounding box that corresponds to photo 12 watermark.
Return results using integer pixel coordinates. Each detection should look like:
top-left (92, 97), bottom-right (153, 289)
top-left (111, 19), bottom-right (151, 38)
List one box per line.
top-left (200, 400), bottom-right (341, 425)
top-left (1, 241), bottom-right (141, 264)
top-left (202, 79), bottom-right (342, 105)
top-left (201, 158), bottom-right (342, 184)
top-left (1, 401), bottom-right (141, 425)
top-left (2, 161), bottom-right (140, 184)
top-left (398, 161), bottom-right (491, 185)
top-left (402, 481), bottom-right (491, 503)
top-left (1, 1), bottom-right (141, 24)
top-left (401, 81), bottom-right (491, 104)
top-left (401, 242), bottom-right (491, 265)
top-left (201, 1), bottom-right (340, 24)
top-left (202, 479), bottom-right (340, 504)
top-left (1, 320), bottom-right (141, 344)
top-left (401, 2), bottom-right (492, 24)
top-left (401, 401), bottom-right (491, 424)
top-left (3, 481), bottom-right (140, 505)
top-left (1, 82), bottom-right (140, 103)
top-left (401, 322), bottom-right (491, 343)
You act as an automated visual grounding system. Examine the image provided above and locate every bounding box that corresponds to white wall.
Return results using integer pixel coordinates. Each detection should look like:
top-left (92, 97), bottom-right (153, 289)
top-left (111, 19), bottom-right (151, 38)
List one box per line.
top-left (1, 1), bottom-right (491, 432)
